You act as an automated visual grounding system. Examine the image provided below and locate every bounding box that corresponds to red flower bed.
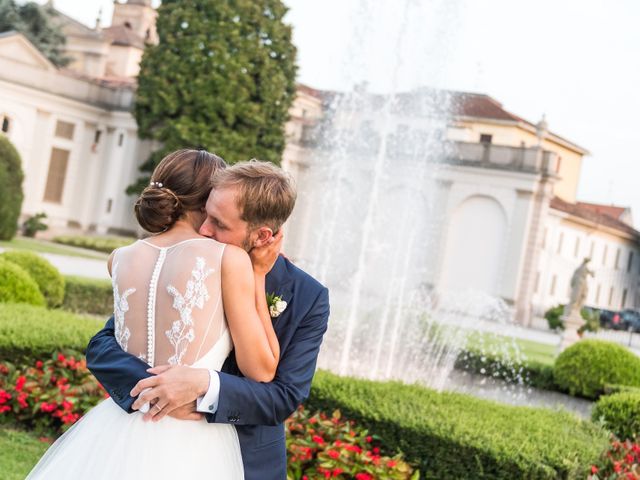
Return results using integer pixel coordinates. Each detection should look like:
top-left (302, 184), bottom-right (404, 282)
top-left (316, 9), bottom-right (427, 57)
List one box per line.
top-left (589, 436), bottom-right (640, 479)
top-left (286, 406), bottom-right (419, 479)
top-left (0, 351), bottom-right (107, 436)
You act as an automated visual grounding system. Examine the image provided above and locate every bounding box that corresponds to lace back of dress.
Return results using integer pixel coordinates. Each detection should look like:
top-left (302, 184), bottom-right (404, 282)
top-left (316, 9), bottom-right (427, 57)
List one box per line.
top-left (111, 239), bottom-right (227, 368)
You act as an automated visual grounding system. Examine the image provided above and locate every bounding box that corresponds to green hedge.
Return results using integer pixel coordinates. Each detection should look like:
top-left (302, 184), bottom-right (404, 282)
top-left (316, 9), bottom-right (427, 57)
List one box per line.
top-left (554, 340), bottom-right (640, 399)
top-left (53, 235), bottom-right (134, 254)
top-left (0, 303), bottom-right (102, 362)
top-left (62, 275), bottom-right (113, 316)
top-left (308, 371), bottom-right (608, 479)
top-left (592, 392), bottom-right (640, 441)
top-left (455, 349), bottom-right (556, 391)
top-left (0, 251), bottom-right (65, 308)
top-left (0, 259), bottom-right (44, 307)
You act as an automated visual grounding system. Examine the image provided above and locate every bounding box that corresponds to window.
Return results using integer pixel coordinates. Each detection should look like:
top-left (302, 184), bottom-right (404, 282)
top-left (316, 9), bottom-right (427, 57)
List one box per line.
top-left (602, 245), bottom-right (608, 266)
top-left (627, 251), bottom-right (634, 273)
top-left (118, 133), bottom-right (124, 147)
top-left (622, 289), bottom-right (628, 309)
top-left (43, 148), bottom-right (70, 203)
top-left (556, 156), bottom-right (562, 174)
top-left (541, 228), bottom-right (548, 249)
top-left (94, 130), bottom-right (102, 144)
top-left (480, 134), bottom-right (492, 144)
top-left (550, 275), bottom-right (557, 295)
top-left (55, 120), bottom-right (75, 140)
top-left (608, 286), bottom-right (614, 306)
top-left (534, 271), bottom-right (540, 293)
top-left (595, 284), bottom-right (601, 304)
top-left (1, 116), bottom-right (10, 133)
top-left (574, 237), bottom-right (581, 258)
top-left (556, 232), bottom-right (564, 254)
top-left (614, 248), bottom-right (621, 269)
top-left (589, 241), bottom-right (595, 259)
top-left (106, 198), bottom-right (112, 214)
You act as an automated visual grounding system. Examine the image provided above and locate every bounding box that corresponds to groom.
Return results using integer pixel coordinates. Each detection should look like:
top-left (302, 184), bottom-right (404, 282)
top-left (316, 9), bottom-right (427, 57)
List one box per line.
top-left (86, 160), bottom-right (330, 479)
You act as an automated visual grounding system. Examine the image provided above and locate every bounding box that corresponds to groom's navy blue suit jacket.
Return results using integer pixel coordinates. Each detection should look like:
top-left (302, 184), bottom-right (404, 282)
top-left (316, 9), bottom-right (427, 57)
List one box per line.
top-left (86, 255), bottom-right (329, 480)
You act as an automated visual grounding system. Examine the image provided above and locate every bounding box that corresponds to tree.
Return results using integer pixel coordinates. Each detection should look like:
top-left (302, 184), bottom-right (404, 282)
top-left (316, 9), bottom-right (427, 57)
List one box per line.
top-left (130, 0), bottom-right (297, 193)
top-left (0, 135), bottom-right (25, 240)
top-left (0, 0), bottom-right (69, 67)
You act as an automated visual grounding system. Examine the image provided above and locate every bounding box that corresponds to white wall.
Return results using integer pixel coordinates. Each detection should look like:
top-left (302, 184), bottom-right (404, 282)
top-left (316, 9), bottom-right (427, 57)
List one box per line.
top-left (533, 211), bottom-right (640, 313)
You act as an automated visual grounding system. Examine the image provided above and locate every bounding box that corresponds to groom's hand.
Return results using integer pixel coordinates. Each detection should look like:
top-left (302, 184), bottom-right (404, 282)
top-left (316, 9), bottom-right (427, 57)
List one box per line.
top-left (130, 365), bottom-right (209, 422)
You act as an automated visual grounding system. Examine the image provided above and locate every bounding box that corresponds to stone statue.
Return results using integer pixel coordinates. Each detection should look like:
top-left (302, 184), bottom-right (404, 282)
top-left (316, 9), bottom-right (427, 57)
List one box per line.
top-left (559, 257), bottom-right (594, 351)
top-left (564, 257), bottom-right (594, 318)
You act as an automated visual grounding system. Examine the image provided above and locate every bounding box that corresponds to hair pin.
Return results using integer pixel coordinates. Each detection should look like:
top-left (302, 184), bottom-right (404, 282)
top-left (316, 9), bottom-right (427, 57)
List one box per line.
top-left (149, 181), bottom-right (164, 188)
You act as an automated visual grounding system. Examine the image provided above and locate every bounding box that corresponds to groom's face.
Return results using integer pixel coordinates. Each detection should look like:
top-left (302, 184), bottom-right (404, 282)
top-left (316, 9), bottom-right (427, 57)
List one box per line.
top-left (199, 186), bottom-right (255, 251)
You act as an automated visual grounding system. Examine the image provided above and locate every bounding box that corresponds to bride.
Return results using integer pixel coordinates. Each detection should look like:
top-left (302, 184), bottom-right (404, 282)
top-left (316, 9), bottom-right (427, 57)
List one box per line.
top-left (26, 149), bottom-right (282, 479)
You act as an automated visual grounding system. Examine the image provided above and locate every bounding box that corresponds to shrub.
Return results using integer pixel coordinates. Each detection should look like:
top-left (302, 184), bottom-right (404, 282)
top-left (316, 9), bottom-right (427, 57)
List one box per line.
top-left (545, 304), bottom-right (599, 333)
top-left (0, 251), bottom-right (64, 308)
top-left (0, 259), bottom-right (44, 307)
top-left (308, 371), bottom-right (608, 479)
top-left (286, 406), bottom-right (418, 479)
top-left (455, 349), bottom-right (556, 391)
top-left (592, 392), bottom-right (640, 441)
top-left (53, 235), bottom-right (134, 254)
top-left (0, 353), bottom-right (107, 436)
top-left (62, 275), bottom-right (113, 315)
top-left (604, 384), bottom-right (640, 395)
top-left (588, 437), bottom-right (640, 479)
top-left (554, 340), bottom-right (640, 399)
top-left (0, 303), bottom-right (102, 363)
top-left (0, 136), bottom-right (24, 241)
top-left (21, 213), bottom-right (48, 238)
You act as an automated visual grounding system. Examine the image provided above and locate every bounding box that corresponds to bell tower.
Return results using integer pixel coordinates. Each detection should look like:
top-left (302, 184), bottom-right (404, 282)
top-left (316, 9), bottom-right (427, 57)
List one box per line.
top-left (111, 0), bottom-right (158, 45)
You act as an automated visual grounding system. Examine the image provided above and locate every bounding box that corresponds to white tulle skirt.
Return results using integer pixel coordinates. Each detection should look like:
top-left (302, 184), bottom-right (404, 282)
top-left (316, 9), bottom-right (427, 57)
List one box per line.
top-left (26, 398), bottom-right (244, 479)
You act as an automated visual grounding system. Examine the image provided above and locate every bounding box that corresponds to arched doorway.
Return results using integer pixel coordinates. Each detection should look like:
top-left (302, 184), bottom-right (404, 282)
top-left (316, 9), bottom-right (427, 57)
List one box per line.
top-left (439, 195), bottom-right (507, 296)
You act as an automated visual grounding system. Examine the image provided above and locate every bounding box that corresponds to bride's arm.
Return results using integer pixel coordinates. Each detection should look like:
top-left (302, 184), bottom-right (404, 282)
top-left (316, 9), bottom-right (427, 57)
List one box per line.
top-left (221, 245), bottom-right (280, 382)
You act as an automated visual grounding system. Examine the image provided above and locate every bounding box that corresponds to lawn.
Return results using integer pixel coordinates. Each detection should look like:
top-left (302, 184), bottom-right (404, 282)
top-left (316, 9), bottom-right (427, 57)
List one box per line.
top-left (0, 237), bottom-right (107, 260)
top-left (465, 331), bottom-right (557, 365)
top-left (0, 427), bottom-right (48, 479)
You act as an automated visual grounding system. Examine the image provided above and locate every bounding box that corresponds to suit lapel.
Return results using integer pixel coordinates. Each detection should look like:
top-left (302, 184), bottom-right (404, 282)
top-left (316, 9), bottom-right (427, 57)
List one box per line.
top-left (265, 256), bottom-right (294, 331)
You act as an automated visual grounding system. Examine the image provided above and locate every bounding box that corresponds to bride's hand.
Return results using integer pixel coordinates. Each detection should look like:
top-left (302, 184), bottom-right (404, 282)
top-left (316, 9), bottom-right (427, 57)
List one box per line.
top-left (249, 229), bottom-right (283, 276)
top-left (167, 401), bottom-right (203, 421)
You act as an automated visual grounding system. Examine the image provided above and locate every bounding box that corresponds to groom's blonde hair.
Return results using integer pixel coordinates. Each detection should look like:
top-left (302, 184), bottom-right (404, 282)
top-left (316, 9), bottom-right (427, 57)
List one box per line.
top-left (211, 160), bottom-right (296, 232)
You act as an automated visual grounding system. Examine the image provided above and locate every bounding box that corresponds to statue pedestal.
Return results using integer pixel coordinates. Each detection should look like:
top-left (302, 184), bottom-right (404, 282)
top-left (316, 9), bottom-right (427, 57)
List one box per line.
top-left (558, 311), bottom-right (585, 352)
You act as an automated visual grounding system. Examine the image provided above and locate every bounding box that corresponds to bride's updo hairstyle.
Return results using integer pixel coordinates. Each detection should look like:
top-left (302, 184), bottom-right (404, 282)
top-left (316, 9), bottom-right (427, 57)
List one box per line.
top-left (135, 149), bottom-right (226, 233)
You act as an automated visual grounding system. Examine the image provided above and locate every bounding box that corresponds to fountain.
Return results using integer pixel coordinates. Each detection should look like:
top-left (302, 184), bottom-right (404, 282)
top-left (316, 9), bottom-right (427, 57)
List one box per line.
top-left (284, 0), bottom-right (581, 413)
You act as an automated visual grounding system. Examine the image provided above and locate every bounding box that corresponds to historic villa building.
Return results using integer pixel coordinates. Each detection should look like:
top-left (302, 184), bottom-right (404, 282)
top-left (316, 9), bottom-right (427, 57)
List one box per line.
top-left (0, 0), bottom-right (637, 324)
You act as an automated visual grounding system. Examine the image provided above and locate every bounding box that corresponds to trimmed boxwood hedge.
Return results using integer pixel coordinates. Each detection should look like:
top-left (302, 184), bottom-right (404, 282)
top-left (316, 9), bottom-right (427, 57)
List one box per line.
top-left (53, 235), bottom-right (134, 254)
top-left (0, 259), bottom-right (44, 307)
top-left (0, 303), bottom-right (102, 362)
top-left (554, 340), bottom-right (640, 399)
top-left (592, 392), bottom-right (640, 441)
top-left (62, 275), bottom-right (113, 316)
top-left (455, 349), bottom-right (556, 391)
top-left (0, 251), bottom-right (65, 308)
top-left (308, 370), bottom-right (608, 479)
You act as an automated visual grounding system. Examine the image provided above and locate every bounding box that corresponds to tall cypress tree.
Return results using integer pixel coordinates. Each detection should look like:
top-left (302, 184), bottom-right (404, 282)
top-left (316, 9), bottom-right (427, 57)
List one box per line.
top-left (130, 0), bottom-right (297, 193)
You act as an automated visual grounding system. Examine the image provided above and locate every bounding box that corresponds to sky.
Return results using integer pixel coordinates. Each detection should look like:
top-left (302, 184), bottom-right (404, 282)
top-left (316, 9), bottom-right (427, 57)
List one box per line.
top-left (37, 0), bottom-right (640, 227)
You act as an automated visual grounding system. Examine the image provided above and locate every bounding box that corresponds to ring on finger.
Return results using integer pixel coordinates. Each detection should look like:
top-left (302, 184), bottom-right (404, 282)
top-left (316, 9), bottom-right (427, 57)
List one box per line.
top-left (154, 404), bottom-right (162, 411)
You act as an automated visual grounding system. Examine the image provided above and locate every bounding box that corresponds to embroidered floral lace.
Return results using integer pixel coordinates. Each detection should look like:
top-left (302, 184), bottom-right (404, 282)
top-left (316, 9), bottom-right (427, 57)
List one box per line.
top-left (110, 238), bottom-right (227, 367)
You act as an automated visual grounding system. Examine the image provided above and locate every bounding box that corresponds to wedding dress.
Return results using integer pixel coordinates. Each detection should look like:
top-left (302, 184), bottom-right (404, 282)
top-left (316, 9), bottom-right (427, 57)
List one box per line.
top-left (27, 238), bottom-right (244, 479)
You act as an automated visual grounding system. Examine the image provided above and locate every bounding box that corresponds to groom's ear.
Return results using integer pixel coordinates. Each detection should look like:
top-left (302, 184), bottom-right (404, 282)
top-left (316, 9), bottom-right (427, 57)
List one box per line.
top-left (252, 226), bottom-right (274, 248)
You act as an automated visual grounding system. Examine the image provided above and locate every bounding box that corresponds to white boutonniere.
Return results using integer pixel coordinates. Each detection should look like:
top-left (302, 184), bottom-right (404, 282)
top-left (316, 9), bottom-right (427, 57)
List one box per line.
top-left (267, 293), bottom-right (287, 318)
